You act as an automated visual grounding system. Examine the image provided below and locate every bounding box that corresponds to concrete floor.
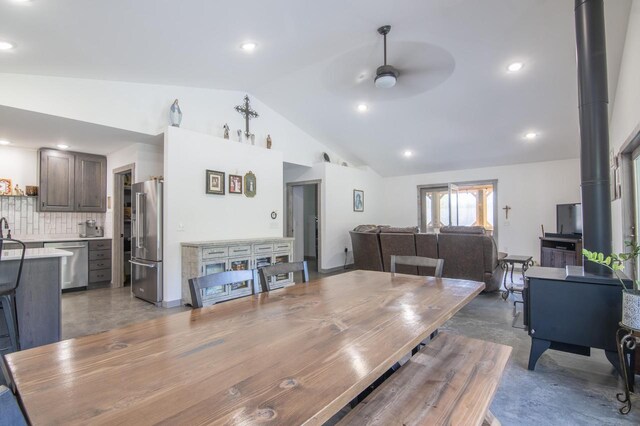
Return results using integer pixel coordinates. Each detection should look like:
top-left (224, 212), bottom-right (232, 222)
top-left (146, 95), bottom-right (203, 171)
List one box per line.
top-left (10, 274), bottom-right (640, 424)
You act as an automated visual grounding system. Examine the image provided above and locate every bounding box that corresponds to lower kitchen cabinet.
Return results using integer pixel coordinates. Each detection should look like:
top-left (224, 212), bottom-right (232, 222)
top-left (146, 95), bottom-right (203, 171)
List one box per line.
top-left (88, 239), bottom-right (111, 285)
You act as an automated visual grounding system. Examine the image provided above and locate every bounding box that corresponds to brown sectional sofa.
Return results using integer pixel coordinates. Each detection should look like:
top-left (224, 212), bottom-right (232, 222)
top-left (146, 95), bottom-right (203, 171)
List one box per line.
top-left (349, 225), bottom-right (503, 292)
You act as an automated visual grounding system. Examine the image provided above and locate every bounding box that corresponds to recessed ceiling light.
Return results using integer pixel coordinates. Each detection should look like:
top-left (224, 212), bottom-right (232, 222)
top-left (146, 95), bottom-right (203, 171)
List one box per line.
top-left (524, 132), bottom-right (538, 140)
top-left (0, 41), bottom-right (15, 51)
top-left (507, 62), bottom-right (524, 72)
top-left (403, 150), bottom-right (413, 157)
top-left (356, 104), bottom-right (368, 112)
top-left (0, 140), bottom-right (11, 145)
top-left (57, 144), bottom-right (69, 150)
top-left (240, 42), bottom-right (257, 52)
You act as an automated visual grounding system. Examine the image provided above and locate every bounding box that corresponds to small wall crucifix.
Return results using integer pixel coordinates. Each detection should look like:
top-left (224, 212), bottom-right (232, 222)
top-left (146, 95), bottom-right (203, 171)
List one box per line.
top-left (234, 95), bottom-right (259, 138)
top-left (503, 205), bottom-right (511, 219)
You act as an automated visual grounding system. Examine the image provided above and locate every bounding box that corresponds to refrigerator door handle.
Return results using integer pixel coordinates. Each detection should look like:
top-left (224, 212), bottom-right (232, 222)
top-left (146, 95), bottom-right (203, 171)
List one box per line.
top-left (135, 192), bottom-right (145, 249)
top-left (129, 259), bottom-right (157, 268)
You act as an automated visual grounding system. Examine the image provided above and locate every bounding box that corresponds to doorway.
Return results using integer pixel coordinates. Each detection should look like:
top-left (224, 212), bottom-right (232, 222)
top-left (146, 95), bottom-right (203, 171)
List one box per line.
top-left (112, 164), bottom-right (135, 288)
top-left (286, 181), bottom-right (321, 275)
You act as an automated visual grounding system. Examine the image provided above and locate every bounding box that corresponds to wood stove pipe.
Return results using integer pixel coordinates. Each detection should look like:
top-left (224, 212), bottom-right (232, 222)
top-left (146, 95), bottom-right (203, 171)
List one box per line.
top-left (575, 0), bottom-right (612, 274)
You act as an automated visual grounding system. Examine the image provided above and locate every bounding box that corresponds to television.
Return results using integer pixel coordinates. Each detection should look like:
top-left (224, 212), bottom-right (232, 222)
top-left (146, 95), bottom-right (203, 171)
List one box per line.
top-left (556, 203), bottom-right (582, 235)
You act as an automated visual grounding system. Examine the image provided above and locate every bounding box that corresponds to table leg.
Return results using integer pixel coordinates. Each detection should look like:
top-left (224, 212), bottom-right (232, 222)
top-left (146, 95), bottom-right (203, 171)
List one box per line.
top-left (501, 261), bottom-right (509, 300)
top-left (616, 327), bottom-right (635, 414)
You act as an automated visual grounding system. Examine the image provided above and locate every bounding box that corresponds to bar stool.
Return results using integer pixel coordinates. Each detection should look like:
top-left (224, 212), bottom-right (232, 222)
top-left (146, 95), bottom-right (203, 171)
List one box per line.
top-left (0, 238), bottom-right (26, 354)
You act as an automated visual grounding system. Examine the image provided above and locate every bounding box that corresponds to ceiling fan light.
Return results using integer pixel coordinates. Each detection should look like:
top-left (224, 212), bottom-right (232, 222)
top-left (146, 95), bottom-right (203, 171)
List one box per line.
top-left (375, 74), bottom-right (397, 89)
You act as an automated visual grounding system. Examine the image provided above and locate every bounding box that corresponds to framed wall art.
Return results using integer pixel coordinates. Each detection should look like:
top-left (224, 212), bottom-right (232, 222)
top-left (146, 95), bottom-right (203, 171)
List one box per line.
top-left (206, 170), bottom-right (225, 195)
top-left (229, 174), bottom-right (243, 194)
top-left (353, 189), bottom-right (364, 212)
top-left (0, 178), bottom-right (12, 196)
top-left (244, 171), bottom-right (256, 198)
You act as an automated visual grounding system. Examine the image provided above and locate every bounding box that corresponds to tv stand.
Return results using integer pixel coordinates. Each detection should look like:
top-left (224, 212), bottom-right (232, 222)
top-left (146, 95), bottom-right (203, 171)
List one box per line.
top-left (540, 235), bottom-right (582, 268)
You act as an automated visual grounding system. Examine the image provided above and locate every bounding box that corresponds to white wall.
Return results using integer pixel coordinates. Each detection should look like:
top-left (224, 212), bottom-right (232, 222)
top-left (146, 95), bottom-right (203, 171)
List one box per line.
top-left (284, 162), bottom-right (386, 271)
top-left (0, 73), bottom-right (347, 168)
top-left (382, 159), bottom-right (581, 263)
top-left (610, 0), bottom-right (640, 253)
top-left (0, 145), bottom-right (38, 188)
top-left (105, 142), bottom-right (164, 237)
top-left (164, 127), bottom-right (284, 303)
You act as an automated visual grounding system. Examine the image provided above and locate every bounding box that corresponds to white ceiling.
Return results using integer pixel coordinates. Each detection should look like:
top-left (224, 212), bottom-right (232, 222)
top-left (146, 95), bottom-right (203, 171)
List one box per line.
top-left (0, 0), bottom-right (632, 176)
top-left (0, 106), bottom-right (162, 155)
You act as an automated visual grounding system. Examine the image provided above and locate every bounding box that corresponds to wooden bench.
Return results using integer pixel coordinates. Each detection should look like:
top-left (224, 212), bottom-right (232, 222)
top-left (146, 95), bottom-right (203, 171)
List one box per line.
top-left (339, 332), bottom-right (512, 426)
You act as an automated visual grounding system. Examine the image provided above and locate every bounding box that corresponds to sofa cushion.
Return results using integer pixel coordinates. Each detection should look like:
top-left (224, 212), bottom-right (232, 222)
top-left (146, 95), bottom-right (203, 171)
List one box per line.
top-left (415, 233), bottom-right (439, 276)
top-left (349, 231), bottom-right (384, 271)
top-left (438, 233), bottom-right (486, 282)
top-left (379, 233), bottom-right (417, 274)
top-left (353, 225), bottom-right (383, 233)
top-left (379, 226), bottom-right (420, 234)
top-left (440, 226), bottom-right (486, 235)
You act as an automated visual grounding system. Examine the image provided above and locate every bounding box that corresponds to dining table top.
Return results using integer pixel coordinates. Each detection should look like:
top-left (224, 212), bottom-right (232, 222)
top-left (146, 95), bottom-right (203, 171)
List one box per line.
top-left (3, 270), bottom-right (485, 425)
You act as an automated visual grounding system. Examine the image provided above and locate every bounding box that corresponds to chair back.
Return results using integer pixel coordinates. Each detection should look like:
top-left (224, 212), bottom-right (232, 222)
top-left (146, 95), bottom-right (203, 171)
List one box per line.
top-left (390, 255), bottom-right (444, 278)
top-left (0, 385), bottom-right (27, 426)
top-left (188, 269), bottom-right (260, 309)
top-left (0, 238), bottom-right (26, 295)
top-left (259, 261), bottom-right (309, 292)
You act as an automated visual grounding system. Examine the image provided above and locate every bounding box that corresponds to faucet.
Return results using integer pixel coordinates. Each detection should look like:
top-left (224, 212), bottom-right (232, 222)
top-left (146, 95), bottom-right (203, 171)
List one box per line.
top-left (0, 217), bottom-right (11, 239)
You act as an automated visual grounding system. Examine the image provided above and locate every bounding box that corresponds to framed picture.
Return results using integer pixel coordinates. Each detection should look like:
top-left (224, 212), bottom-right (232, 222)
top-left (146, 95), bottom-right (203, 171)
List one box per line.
top-left (0, 178), bottom-right (12, 196)
top-left (206, 170), bottom-right (225, 195)
top-left (229, 174), bottom-right (243, 194)
top-left (353, 189), bottom-right (364, 212)
top-left (244, 171), bottom-right (257, 198)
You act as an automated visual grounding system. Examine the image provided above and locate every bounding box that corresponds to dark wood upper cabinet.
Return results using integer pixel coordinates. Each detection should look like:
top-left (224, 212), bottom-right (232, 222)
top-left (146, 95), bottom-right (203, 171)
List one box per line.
top-left (38, 149), bottom-right (107, 213)
top-left (75, 153), bottom-right (107, 212)
top-left (39, 149), bottom-right (76, 212)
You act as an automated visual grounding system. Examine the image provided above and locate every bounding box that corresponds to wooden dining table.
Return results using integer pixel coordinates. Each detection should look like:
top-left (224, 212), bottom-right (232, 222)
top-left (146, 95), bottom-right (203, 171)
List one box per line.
top-left (3, 270), bottom-right (484, 425)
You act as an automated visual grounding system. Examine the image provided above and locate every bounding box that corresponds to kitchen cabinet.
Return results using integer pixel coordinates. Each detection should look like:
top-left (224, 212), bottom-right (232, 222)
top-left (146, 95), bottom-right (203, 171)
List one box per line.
top-left (38, 149), bottom-right (107, 213)
top-left (88, 239), bottom-right (112, 285)
top-left (75, 153), bottom-right (107, 212)
top-left (39, 149), bottom-right (76, 212)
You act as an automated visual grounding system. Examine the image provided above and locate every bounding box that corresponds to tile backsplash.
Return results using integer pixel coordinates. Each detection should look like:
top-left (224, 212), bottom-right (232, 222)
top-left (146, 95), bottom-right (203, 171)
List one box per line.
top-left (0, 196), bottom-right (106, 239)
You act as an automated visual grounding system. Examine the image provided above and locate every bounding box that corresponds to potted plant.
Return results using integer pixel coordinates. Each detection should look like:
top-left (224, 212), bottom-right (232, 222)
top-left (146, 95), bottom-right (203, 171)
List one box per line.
top-left (583, 242), bottom-right (640, 331)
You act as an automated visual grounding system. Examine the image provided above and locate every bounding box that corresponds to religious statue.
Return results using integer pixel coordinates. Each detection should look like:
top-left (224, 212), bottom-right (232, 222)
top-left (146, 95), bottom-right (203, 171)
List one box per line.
top-left (13, 184), bottom-right (24, 196)
top-left (266, 134), bottom-right (272, 149)
top-left (223, 123), bottom-right (230, 139)
top-left (234, 95), bottom-right (259, 138)
top-left (169, 99), bottom-right (182, 127)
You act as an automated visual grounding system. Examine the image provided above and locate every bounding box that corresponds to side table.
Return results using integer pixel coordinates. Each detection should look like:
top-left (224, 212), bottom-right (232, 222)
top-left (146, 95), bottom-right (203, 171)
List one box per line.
top-left (500, 255), bottom-right (534, 300)
top-left (616, 323), bottom-right (639, 414)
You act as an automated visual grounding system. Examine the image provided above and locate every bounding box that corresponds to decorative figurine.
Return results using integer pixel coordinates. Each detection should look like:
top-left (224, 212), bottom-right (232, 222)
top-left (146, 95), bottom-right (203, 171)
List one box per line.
top-left (13, 184), bottom-right (24, 196)
top-left (169, 99), bottom-right (182, 127)
top-left (223, 123), bottom-right (230, 139)
top-left (266, 134), bottom-right (272, 149)
top-left (237, 129), bottom-right (242, 142)
top-left (250, 134), bottom-right (255, 145)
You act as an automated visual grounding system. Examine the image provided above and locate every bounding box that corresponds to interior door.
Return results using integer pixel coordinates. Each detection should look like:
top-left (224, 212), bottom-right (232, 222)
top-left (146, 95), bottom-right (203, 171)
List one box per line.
top-left (448, 183), bottom-right (460, 226)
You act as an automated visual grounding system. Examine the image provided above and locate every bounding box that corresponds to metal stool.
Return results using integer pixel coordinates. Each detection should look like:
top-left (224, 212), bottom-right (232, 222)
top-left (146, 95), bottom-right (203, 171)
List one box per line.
top-left (0, 238), bottom-right (26, 354)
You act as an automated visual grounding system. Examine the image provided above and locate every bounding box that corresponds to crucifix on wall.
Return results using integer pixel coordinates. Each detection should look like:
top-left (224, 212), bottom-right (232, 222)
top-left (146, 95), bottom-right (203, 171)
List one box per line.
top-left (503, 205), bottom-right (511, 220)
top-left (234, 95), bottom-right (259, 138)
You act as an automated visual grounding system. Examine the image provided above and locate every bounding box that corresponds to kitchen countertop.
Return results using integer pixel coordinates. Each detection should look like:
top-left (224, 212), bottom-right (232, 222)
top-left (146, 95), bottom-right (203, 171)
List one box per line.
top-left (1, 248), bottom-right (73, 261)
top-left (11, 236), bottom-right (111, 243)
top-left (181, 237), bottom-right (294, 247)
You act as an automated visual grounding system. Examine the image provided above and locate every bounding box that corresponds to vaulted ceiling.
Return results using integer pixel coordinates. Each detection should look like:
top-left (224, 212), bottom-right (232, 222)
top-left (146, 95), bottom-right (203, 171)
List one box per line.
top-left (0, 0), bottom-right (632, 176)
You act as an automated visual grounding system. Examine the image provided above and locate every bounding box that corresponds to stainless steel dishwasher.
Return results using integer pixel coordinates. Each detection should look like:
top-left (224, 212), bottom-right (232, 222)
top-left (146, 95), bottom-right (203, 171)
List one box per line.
top-left (44, 241), bottom-right (89, 291)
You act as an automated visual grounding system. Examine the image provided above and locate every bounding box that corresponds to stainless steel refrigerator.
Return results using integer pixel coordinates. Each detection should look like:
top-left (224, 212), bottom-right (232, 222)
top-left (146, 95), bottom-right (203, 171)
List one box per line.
top-left (130, 180), bottom-right (163, 304)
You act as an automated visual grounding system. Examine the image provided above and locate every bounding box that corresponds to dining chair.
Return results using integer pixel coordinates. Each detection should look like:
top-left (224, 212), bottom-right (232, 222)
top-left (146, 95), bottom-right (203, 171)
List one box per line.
top-left (0, 238), bottom-right (26, 354)
top-left (188, 269), bottom-right (260, 309)
top-left (258, 261), bottom-right (309, 293)
top-left (390, 255), bottom-right (444, 277)
top-left (0, 385), bottom-right (27, 426)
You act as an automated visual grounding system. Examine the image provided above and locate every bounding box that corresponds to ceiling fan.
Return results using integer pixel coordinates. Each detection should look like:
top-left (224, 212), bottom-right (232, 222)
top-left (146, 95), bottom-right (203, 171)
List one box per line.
top-left (374, 25), bottom-right (400, 89)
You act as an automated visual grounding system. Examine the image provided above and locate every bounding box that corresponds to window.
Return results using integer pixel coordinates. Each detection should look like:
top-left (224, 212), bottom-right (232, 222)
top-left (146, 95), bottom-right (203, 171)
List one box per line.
top-left (419, 181), bottom-right (497, 236)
